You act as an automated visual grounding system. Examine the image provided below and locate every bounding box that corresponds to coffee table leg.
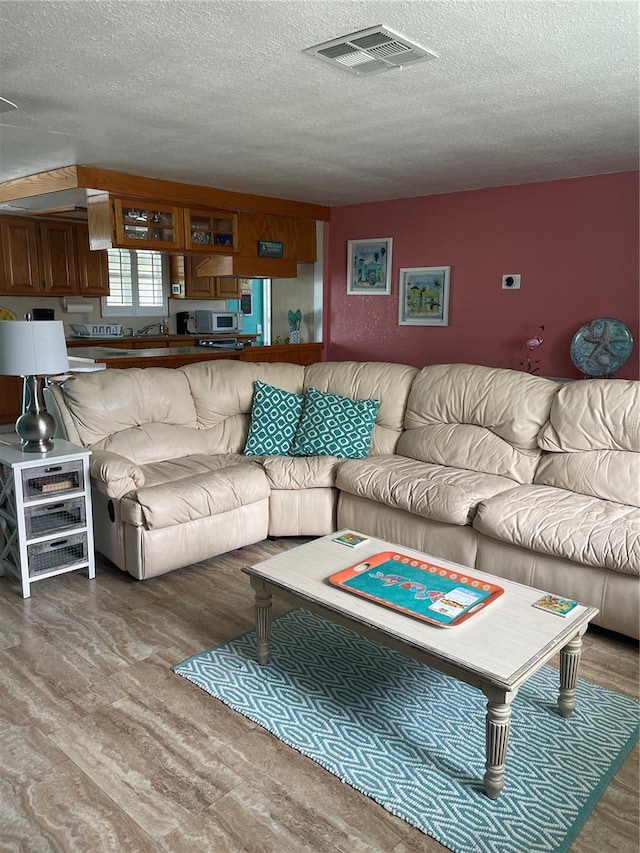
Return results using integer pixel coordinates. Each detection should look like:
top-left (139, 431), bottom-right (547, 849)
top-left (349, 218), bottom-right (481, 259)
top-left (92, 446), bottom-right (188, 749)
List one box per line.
top-left (482, 685), bottom-right (517, 799)
top-left (250, 577), bottom-right (272, 665)
top-left (558, 627), bottom-right (586, 718)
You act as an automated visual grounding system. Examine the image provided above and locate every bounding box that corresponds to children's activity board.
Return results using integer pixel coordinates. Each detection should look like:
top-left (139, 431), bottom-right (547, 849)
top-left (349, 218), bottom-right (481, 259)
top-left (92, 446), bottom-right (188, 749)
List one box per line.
top-left (329, 551), bottom-right (504, 627)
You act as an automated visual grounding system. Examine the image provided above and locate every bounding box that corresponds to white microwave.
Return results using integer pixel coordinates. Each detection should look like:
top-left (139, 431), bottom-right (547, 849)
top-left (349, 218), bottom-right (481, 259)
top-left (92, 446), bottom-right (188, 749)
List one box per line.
top-left (195, 310), bottom-right (243, 333)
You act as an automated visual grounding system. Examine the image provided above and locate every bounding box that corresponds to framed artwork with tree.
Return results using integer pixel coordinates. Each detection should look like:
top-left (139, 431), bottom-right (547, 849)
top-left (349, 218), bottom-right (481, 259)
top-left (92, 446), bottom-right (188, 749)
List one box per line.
top-left (398, 266), bottom-right (450, 326)
top-left (346, 238), bottom-right (393, 295)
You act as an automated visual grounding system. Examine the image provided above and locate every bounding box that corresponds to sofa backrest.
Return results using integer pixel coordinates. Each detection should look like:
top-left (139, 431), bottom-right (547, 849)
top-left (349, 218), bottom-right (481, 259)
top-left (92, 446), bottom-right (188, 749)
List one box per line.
top-left (180, 360), bottom-right (305, 454)
top-left (51, 361), bottom-right (307, 463)
top-left (536, 379), bottom-right (640, 506)
top-left (304, 361), bottom-right (418, 455)
top-left (397, 364), bottom-right (559, 483)
top-left (49, 368), bottom-right (207, 464)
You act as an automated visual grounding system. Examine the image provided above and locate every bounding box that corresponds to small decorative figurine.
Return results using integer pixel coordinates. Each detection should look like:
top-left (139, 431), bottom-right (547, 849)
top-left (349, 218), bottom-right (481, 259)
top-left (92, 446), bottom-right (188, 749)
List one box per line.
top-left (288, 308), bottom-right (302, 344)
top-left (520, 325), bottom-right (545, 373)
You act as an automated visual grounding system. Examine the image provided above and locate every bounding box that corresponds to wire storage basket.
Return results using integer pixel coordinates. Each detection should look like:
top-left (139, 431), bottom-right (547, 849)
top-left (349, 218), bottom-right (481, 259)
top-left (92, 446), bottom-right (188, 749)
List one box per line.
top-left (21, 460), bottom-right (84, 500)
top-left (24, 496), bottom-right (86, 539)
top-left (27, 532), bottom-right (88, 577)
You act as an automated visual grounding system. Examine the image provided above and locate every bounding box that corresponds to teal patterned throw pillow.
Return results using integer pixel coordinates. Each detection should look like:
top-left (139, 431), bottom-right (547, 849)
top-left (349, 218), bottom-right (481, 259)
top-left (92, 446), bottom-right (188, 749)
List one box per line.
top-left (290, 386), bottom-right (380, 459)
top-left (243, 380), bottom-right (305, 456)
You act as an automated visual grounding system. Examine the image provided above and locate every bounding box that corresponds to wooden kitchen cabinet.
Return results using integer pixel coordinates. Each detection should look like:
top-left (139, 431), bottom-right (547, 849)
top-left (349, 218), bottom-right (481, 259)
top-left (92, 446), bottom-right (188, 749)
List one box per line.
top-left (39, 221), bottom-right (78, 295)
top-left (213, 277), bottom-right (241, 298)
top-left (0, 217), bottom-right (42, 295)
top-left (0, 375), bottom-right (22, 425)
top-left (113, 197), bottom-right (183, 250)
top-left (0, 216), bottom-right (107, 297)
top-left (75, 224), bottom-right (109, 296)
top-left (184, 208), bottom-right (238, 254)
top-left (184, 255), bottom-right (216, 298)
top-left (87, 193), bottom-right (313, 265)
top-left (88, 194), bottom-right (240, 256)
top-left (237, 212), bottom-right (316, 263)
top-left (240, 343), bottom-right (323, 366)
top-left (183, 255), bottom-right (242, 299)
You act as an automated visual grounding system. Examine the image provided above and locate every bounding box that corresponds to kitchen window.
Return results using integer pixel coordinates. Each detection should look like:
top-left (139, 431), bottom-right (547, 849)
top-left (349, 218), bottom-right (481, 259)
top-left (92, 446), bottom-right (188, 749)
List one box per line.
top-left (101, 249), bottom-right (168, 316)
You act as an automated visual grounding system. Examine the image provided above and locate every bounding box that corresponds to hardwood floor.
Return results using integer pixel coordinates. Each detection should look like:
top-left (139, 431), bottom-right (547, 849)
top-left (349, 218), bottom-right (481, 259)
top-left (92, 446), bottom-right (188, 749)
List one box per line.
top-left (0, 538), bottom-right (638, 852)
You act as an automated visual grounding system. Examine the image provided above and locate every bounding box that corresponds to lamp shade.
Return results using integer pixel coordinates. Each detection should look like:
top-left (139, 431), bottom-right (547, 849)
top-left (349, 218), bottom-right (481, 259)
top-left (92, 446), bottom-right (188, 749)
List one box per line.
top-left (0, 320), bottom-right (69, 376)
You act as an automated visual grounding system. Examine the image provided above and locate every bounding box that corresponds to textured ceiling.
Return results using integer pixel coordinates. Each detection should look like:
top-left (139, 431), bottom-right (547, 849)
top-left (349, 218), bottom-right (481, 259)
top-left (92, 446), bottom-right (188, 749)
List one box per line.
top-left (0, 0), bottom-right (638, 206)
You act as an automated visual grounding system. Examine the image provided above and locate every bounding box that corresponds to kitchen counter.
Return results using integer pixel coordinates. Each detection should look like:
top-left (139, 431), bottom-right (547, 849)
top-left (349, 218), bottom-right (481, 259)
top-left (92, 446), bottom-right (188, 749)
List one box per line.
top-left (68, 345), bottom-right (244, 370)
top-left (64, 341), bottom-right (325, 371)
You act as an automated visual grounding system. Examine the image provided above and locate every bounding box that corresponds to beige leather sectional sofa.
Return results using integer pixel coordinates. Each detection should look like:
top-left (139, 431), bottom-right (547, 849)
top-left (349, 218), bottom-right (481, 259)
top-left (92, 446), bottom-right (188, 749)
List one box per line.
top-left (48, 360), bottom-right (640, 640)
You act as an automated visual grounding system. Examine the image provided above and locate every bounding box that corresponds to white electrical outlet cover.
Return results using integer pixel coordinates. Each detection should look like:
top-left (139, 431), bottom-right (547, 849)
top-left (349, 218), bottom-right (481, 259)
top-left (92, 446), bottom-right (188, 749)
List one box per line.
top-left (502, 274), bottom-right (521, 289)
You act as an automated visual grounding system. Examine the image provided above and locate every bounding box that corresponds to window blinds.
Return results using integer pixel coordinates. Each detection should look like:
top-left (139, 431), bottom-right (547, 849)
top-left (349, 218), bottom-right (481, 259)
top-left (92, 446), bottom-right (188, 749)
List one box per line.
top-left (106, 250), bottom-right (164, 310)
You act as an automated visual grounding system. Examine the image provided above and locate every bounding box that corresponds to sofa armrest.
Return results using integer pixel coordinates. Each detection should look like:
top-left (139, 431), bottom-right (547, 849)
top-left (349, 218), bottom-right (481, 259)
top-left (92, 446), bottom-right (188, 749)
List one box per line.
top-left (89, 449), bottom-right (145, 499)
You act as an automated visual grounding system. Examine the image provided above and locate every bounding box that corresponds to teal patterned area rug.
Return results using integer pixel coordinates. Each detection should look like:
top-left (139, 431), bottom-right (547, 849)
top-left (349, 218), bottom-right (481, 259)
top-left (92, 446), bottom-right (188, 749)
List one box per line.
top-left (173, 609), bottom-right (638, 853)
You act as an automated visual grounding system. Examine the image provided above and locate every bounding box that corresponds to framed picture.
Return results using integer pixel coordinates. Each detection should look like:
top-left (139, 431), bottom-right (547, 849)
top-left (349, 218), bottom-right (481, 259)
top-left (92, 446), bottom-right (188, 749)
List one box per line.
top-left (398, 266), bottom-right (450, 326)
top-left (257, 240), bottom-right (284, 258)
top-left (347, 238), bottom-right (393, 295)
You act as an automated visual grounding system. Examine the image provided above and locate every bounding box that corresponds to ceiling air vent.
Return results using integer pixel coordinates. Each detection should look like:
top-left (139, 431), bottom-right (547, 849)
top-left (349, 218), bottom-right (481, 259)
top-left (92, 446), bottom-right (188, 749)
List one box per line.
top-left (303, 25), bottom-right (437, 76)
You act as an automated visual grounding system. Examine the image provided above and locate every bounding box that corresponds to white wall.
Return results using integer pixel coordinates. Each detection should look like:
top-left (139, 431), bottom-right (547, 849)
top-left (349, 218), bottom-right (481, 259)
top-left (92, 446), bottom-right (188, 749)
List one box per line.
top-left (0, 294), bottom-right (229, 337)
top-left (271, 263), bottom-right (319, 343)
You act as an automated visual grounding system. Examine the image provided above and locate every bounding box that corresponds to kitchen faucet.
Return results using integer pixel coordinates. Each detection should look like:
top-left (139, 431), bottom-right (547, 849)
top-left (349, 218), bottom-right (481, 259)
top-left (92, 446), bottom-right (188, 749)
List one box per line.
top-left (135, 323), bottom-right (164, 336)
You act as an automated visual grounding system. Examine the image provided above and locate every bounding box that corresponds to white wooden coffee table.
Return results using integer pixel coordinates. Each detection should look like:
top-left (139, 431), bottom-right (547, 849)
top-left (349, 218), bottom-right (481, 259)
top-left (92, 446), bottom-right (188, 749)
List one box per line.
top-left (242, 532), bottom-right (599, 799)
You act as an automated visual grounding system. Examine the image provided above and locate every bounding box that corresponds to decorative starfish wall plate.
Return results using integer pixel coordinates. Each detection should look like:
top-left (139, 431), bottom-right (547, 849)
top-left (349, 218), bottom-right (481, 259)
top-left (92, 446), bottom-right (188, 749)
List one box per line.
top-left (570, 317), bottom-right (633, 377)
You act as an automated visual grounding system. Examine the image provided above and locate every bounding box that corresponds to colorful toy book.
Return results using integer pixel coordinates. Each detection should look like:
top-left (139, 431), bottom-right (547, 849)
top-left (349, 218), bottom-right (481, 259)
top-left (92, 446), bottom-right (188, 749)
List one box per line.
top-left (333, 532), bottom-right (370, 548)
top-left (329, 551), bottom-right (504, 627)
top-left (532, 594), bottom-right (579, 617)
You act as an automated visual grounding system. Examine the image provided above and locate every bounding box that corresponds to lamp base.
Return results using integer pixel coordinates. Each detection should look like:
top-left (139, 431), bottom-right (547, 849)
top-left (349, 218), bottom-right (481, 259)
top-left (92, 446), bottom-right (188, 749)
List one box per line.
top-left (15, 376), bottom-right (57, 453)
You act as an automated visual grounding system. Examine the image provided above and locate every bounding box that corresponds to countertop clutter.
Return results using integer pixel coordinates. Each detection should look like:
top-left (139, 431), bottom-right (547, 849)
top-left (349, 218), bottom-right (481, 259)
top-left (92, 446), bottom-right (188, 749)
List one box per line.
top-left (65, 334), bottom-right (256, 347)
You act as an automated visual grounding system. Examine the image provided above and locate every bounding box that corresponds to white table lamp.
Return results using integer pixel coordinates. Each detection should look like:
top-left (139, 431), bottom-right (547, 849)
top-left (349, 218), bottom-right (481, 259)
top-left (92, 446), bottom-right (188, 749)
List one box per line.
top-left (0, 319), bottom-right (69, 452)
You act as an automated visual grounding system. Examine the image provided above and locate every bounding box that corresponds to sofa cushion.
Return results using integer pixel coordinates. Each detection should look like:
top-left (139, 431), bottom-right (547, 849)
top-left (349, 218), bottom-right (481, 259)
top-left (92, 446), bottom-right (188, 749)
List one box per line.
top-left (336, 455), bottom-right (517, 526)
top-left (243, 381), bottom-right (305, 456)
top-left (120, 462), bottom-right (270, 529)
top-left (534, 450), bottom-right (640, 507)
top-left (291, 387), bottom-right (379, 459)
top-left (304, 361), bottom-right (418, 454)
top-left (91, 423), bottom-right (211, 465)
top-left (536, 379), bottom-right (640, 507)
top-left (397, 423), bottom-right (542, 484)
top-left (473, 485), bottom-right (640, 575)
top-left (261, 455), bottom-right (342, 489)
top-left (538, 379), bottom-right (640, 453)
top-left (139, 453), bottom-right (252, 488)
top-left (399, 364), bottom-right (558, 483)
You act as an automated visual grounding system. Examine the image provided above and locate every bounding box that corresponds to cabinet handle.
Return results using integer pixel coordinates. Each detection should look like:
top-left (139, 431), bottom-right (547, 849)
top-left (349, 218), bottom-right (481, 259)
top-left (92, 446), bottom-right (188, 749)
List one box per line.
top-left (44, 466), bottom-right (63, 473)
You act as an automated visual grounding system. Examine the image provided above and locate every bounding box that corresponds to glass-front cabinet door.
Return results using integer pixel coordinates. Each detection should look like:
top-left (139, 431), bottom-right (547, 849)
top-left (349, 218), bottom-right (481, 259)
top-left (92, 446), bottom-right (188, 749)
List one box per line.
top-left (113, 198), bottom-right (183, 250)
top-left (184, 208), bottom-right (238, 254)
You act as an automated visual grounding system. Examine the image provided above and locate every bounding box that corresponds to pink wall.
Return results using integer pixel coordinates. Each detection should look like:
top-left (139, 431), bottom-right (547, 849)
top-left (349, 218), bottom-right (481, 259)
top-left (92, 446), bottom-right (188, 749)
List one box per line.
top-left (324, 172), bottom-right (639, 379)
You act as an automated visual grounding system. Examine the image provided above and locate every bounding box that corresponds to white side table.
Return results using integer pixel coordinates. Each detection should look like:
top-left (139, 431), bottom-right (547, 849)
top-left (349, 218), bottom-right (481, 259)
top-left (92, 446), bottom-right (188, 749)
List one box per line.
top-left (0, 437), bottom-right (95, 598)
